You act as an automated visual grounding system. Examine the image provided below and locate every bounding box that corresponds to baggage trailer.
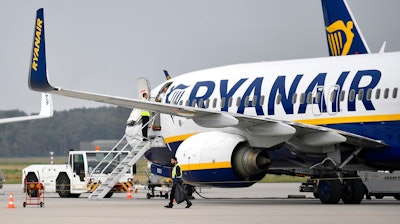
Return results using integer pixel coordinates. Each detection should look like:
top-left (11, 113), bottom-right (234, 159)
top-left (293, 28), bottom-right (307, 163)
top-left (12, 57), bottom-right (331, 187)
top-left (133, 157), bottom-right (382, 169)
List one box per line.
top-left (23, 181), bottom-right (44, 207)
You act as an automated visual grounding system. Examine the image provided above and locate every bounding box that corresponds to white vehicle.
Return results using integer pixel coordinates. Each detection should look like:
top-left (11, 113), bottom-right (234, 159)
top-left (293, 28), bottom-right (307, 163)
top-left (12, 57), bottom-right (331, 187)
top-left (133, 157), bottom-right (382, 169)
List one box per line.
top-left (22, 150), bottom-right (135, 198)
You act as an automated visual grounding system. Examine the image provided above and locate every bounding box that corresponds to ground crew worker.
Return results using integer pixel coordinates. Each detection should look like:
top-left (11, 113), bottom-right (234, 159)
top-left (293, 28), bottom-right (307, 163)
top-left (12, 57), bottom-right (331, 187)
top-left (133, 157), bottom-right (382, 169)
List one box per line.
top-left (165, 156), bottom-right (192, 208)
top-left (141, 93), bottom-right (150, 140)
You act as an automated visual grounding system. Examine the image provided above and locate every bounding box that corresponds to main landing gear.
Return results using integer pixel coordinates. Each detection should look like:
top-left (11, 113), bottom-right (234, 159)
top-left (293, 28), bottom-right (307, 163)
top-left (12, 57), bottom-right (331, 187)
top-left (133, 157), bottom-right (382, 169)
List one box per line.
top-left (316, 176), bottom-right (364, 204)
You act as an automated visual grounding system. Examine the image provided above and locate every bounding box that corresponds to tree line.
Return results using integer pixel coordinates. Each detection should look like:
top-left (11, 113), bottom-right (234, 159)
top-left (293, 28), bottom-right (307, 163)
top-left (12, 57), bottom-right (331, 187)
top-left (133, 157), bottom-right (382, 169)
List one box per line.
top-left (0, 106), bottom-right (132, 157)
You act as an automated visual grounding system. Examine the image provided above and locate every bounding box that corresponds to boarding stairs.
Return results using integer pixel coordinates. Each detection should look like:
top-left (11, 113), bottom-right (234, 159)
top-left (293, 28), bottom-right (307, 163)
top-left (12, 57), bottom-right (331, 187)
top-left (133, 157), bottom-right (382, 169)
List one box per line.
top-left (88, 115), bottom-right (156, 200)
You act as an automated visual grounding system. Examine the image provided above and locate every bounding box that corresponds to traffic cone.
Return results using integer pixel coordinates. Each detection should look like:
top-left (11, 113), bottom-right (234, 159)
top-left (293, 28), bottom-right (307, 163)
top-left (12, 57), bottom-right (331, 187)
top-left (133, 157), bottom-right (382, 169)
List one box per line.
top-left (126, 187), bottom-right (133, 199)
top-left (8, 192), bottom-right (15, 209)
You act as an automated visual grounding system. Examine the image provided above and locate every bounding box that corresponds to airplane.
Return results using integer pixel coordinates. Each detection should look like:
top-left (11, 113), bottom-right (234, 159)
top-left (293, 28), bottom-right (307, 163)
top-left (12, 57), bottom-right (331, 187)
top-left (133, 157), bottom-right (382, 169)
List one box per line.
top-left (0, 93), bottom-right (53, 124)
top-left (27, 1), bottom-right (399, 205)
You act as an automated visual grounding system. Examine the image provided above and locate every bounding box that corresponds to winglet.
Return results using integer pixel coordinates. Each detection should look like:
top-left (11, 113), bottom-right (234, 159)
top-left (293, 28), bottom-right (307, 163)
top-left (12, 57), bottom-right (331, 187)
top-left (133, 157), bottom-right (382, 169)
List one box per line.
top-left (38, 93), bottom-right (54, 117)
top-left (321, 0), bottom-right (370, 56)
top-left (28, 8), bottom-right (55, 92)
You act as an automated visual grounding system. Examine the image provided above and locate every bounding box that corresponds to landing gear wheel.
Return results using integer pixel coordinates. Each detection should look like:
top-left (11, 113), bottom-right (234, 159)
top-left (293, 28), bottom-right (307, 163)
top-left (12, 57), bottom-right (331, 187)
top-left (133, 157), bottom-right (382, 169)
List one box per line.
top-left (341, 178), bottom-right (364, 204)
top-left (318, 179), bottom-right (342, 204)
top-left (23, 202), bottom-right (26, 207)
top-left (164, 193), bottom-right (169, 199)
top-left (146, 193), bottom-right (151, 199)
top-left (40, 202), bottom-right (44, 207)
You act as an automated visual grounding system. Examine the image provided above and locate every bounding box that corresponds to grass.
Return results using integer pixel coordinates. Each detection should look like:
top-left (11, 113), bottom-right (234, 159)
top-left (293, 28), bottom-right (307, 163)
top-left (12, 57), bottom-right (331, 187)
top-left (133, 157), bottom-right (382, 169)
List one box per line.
top-left (0, 157), bottom-right (306, 184)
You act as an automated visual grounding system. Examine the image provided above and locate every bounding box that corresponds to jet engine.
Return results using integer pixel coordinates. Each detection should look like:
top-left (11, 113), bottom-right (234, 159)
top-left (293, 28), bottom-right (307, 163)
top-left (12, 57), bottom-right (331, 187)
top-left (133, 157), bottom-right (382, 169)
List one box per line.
top-left (176, 131), bottom-right (271, 187)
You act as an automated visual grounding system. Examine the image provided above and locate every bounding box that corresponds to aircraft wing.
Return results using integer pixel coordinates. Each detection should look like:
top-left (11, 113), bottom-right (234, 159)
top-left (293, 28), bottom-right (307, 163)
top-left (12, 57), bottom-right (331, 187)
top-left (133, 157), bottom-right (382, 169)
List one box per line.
top-left (0, 93), bottom-right (53, 124)
top-left (30, 79), bottom-right (386, 151)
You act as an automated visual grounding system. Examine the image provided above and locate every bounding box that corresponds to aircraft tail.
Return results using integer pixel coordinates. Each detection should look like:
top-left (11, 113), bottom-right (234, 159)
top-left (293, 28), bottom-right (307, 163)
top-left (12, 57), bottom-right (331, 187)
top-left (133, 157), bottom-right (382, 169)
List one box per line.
top-left (29, 8), bottom-right (54, 92)
top-left (321, 0), bottom-right (370, 56)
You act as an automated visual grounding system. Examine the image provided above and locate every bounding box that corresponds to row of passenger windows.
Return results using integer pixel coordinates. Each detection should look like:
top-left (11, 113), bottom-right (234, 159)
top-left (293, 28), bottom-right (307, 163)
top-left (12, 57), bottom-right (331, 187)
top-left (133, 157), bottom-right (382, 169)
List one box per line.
top-left (175, 87), bottom-right (398, 108)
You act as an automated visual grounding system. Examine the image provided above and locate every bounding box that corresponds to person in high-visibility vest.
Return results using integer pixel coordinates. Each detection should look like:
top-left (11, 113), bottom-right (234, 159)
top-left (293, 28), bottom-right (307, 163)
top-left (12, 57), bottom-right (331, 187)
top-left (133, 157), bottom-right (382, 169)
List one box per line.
top-left (165, 156), bottom-right (192, 208)
top-left (141, 93), bottom-right (150, 140)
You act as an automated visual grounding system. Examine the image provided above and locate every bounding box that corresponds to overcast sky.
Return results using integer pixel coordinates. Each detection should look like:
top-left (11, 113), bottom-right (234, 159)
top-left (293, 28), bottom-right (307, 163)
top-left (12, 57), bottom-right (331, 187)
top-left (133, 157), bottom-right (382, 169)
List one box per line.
top-left (1, 0), bottom-right (399, 113)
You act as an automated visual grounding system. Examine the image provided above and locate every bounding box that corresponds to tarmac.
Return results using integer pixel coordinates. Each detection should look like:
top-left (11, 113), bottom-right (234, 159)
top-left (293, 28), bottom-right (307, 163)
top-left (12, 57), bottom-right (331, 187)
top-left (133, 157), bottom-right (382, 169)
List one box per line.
top-left (1, 183), bottom-right (399, 224)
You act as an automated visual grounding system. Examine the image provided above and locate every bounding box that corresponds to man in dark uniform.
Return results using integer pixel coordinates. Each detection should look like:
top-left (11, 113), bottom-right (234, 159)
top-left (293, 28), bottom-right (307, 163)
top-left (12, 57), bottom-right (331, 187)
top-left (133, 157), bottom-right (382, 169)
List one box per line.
top-left (165, 156), bottom-right (192, 208)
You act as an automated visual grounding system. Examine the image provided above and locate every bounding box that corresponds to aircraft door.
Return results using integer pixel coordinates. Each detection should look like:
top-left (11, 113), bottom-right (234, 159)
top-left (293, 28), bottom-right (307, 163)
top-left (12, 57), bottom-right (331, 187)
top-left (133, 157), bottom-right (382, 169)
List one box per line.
top-left (137, 77), bottom-right (151, 100)
top-left (311, 86), bottom-right (325, 116)
top-left (327, 85), bottom-right (340, 115)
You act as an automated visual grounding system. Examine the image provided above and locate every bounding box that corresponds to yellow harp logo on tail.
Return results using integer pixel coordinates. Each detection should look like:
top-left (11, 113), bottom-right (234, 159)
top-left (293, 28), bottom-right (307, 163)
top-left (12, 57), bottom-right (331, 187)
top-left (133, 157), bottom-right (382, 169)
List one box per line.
top-left (326, 20), bottom-right (354, 56)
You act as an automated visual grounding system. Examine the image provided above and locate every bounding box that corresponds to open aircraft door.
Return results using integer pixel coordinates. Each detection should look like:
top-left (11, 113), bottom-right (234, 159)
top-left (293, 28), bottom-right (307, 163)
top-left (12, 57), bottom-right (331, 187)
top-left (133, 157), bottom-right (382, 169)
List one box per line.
top-left (137, 77), bottom-right (151, 100)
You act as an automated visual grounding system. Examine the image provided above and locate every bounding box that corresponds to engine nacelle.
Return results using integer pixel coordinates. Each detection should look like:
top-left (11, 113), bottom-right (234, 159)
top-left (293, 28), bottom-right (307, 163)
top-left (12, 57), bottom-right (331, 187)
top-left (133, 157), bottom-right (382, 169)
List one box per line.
top-left (176, 131), bottom-right (271, 187)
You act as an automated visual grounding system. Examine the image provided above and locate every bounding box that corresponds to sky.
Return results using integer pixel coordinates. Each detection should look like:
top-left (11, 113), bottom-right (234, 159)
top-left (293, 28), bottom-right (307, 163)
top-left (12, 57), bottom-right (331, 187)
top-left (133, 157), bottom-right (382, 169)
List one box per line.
top-left (1, 0), bottom-right (399, 114)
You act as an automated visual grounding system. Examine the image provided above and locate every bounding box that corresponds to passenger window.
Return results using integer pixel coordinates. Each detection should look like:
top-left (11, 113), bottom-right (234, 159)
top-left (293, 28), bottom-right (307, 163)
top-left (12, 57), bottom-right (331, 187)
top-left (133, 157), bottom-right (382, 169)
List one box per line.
top-left (366, 88), bottom-right (372, 101)
top-left (252, 96), bottom-right (257, 106)
top-left (179, 100), bottom-right (183, 106)
top-left (220, 97), bottom-right (226, 108)
top-left (276, 94), bottom-right (282, 105)
top-left (349, 89), bottom-right (355, 102)
top-left (315, 92), bottom-right (321, 103)
top-left (300, 93), bottom-right (305, 104)
top-left (358, 89), bottom-right (364, 100)
top-left (340, 90), bottom-right (345, 101)
top-left (205, 99), bottom-right (210, 108)
top-left (384, 88), bottom-right (389, 99)
top-left (393, 88), bottom-right (398, 99)
top-left (245, 96), bottom-right (250, 106)
top-left (185, 100), bottom-right (190, 106)
top-left (198, 99), bottom-right (204, 108)
top-left (260, 95), bottom-right (265, 106)
top-left (191, 99), bottom-right (196, 107)
top-left (292, 93), bottom-right (297, 104)
top-left (212, 98), bottom-right (217, 108)
top-left (236, 97), bottom-right (241, 107)
top-left (330, 91), bottom-right (336, 102)
top-left (228, 97), bottom-right (233, 107)
top-left (375, 88), bottom-right (381, 99)
top-left (306, 92), bottom-right (312, 104)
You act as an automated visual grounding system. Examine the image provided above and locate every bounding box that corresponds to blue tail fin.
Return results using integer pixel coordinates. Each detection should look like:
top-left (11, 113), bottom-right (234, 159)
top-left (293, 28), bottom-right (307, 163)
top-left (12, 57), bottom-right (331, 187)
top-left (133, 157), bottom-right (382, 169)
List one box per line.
top-left (29, 8), bottom-right (54, 92)
top-left (321, 0), bottom-right (370, 56)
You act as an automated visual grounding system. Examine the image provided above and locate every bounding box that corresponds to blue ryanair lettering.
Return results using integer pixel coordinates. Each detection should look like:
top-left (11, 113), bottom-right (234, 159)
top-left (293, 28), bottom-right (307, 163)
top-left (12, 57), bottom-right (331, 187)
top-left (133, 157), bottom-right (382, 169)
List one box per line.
top-left (268, 75), bottom-right (303, 115)
top-left (189, 81), bottom-right (215, 108)
top-left (237, 77), bottom-right (264, 115)
top-left (177, 69), bottom-right (381, 116)
top-left (220, 78), bottom-right (247, 111)
top-left (348, 69), bottom-right (381, 111)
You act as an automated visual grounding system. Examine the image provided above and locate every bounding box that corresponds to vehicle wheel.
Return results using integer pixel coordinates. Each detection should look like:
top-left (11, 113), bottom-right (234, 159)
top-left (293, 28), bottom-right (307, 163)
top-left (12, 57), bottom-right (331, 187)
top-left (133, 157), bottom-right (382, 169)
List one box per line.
top-left (104, 192), bottom-right (113, 198)
top-left (70, 194), bottom-right (81, 198)
top-left (375, 195), bottom-right (384, 199)
top-left (56, 174), bottom-right (71, 198)
top-left (341, 179), bottom-right (364, 204)
top-left (318, 179), bottom-right (342, 204)
top-left (25, 173), bottom-right (39, 197)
